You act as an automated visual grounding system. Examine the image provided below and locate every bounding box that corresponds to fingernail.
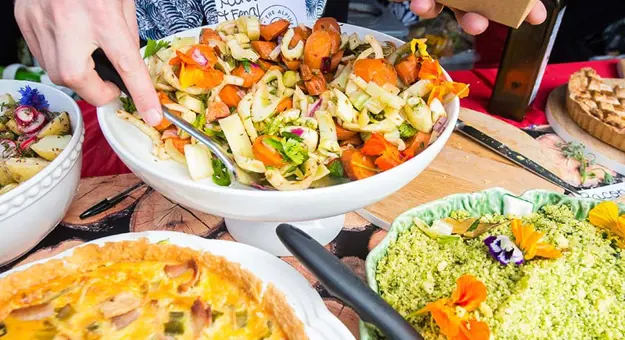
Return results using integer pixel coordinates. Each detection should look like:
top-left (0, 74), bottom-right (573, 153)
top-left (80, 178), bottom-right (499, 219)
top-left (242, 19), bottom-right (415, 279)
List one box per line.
top-left (143, 108), bottom-right (163, 126)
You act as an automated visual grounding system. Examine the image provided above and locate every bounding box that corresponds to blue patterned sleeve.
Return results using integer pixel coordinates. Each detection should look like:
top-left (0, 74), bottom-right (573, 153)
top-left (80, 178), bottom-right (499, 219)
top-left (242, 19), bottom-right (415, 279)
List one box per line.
top-left (136, 0), bottom-right (205, 41)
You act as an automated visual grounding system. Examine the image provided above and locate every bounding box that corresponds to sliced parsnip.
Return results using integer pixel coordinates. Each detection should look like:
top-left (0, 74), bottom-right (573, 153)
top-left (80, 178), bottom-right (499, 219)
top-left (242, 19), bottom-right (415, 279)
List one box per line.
top-left (31, 135), bottom-right (71, 161)
top-left (184, 144), bottom-right (213, 181)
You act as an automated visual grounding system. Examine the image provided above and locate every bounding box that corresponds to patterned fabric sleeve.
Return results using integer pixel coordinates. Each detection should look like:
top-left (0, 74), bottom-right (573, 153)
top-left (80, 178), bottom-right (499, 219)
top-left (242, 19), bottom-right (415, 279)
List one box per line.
top-left (136, 0), bottom-right (205, 41)
top-left (200, 0), bottom-right (219, 25)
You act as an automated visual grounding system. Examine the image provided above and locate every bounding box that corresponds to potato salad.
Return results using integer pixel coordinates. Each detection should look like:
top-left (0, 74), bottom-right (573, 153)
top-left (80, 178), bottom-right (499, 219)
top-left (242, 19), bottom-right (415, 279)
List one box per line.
top-left (121, 16), bottom-right (469, 191)
top-left (0, 87), bottom-right (72, 195)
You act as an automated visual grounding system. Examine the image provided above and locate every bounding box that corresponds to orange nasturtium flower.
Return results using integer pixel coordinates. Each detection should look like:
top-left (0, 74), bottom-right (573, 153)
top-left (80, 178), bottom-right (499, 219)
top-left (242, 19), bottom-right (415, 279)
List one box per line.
top-left (589, 201), bottom-right (625, 247)
top-left (416, 274), bottom-right (490, 340)
top-left (511, 219), bottom-right (562, 260)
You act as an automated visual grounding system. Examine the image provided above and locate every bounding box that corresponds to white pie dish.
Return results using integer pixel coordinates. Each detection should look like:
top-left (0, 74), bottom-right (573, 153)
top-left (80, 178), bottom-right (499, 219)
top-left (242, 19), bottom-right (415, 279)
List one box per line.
top-left (0, 80), bottom-right (83, 265)
top-left (0, 230), bottom-right (355, 340)
top-left (97, 23), bottom-right (459, 255)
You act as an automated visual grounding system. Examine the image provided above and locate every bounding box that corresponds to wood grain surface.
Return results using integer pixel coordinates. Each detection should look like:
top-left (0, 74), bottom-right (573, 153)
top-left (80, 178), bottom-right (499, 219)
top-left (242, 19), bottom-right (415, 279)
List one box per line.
top-left (363, 108), bottom-right (563, 224)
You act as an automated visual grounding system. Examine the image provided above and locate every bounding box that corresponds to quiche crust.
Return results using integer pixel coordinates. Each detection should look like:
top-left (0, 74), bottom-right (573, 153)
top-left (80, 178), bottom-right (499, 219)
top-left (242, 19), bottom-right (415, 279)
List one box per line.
top-left (566, 68), bottom-right (625, 151)
top-left (0, 239), bottom-right (308, 340)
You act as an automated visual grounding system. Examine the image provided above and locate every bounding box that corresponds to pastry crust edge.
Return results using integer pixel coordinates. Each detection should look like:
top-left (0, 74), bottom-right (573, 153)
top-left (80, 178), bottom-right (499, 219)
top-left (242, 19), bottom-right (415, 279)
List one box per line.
top-left (0, 239), bottom-right (308, 340)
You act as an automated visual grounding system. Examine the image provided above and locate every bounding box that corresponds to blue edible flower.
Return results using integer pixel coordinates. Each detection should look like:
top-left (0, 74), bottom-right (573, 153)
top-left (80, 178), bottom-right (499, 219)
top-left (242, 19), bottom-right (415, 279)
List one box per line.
top-left (484, 235), bottom-right (524, 266)
top-left (18, 86), bottom-right (49, 111)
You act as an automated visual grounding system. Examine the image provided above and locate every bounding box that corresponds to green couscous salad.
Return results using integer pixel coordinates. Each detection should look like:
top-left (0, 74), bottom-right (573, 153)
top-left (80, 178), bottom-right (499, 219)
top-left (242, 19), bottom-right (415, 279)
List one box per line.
top-left (375, 201), bottom-right (625, 340)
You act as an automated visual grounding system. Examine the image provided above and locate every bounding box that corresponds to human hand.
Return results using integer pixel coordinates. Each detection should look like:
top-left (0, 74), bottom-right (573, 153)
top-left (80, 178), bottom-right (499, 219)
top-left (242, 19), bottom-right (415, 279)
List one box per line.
top-left (14, 0), bottom-right (163, 125)
top-left (407, 0), bottom-right (548, 35)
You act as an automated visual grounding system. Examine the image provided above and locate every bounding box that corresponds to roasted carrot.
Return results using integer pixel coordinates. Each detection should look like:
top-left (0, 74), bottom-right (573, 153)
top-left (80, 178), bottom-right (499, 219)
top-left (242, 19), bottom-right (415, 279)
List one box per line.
top-left (219, 84), bottom-right (244, 108)
top-left (260, 19), bottom-right (290, 41)
top-left (300, 64), bottom-right (313, 81)
top-left (335, 121), bottom-right (358, 140)
top-left (253, 136), bottom-right (286, 167)
top-left (328, 30), bottom-right (341, 55)
top-left (176, 45), bottom-right (218, 69)
top-left (158, 91), bottom-right (175, 105)
top-left (154, 118), bottom-right (173, 131)
top-left (251, 41), bottom-right (278, 60)
top-left (170, 137), bottom-right (191, 154)
top-left (281, 54), bottom-right (301, 71)
top-left (313, 17), bottom-right (341, 34)
top-left (374, 147), bottom-right (403, 171)
top-left (290, 26), bottom-right (312, 48)
top-left (353, 58), bottom-right (397, 86)
top-left (275, 97), bottom-right (293, 113)
top-left (232, 63), bottom-right (266, 88)
top-left (341, 148), bottom-right (377, 181)
top-left (403, 132), bottom-right (431, 159)
top-left (361, 133), bottom-right (390, 156)
top-left (330, 49), bottom-right (345, 72)
top-left (395, 54), bottom-right (419, 86)
top-left (304, 74), bottom-right (327, 96)
top-left (206, 101), bottom-right (230, 122)
top-left (199, 28), bottom-right (221, 44)
top-left (304, 30), bottom-right (333, 70)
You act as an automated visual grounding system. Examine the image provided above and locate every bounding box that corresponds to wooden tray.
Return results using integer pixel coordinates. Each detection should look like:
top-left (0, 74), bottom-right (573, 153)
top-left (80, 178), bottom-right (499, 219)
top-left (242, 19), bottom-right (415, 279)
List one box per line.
top-left (361, 108), bottom-right (562, 226)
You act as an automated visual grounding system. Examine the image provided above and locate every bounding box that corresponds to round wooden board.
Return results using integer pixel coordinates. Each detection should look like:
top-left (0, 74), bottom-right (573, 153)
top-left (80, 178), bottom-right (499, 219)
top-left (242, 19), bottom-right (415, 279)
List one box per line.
top-left (546, 84), bottom-right (625, 174)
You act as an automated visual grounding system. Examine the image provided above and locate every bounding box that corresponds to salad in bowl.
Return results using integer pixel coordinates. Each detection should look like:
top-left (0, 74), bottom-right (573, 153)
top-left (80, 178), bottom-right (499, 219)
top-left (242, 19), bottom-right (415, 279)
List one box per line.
top-left (0, 86), bottom-right (73, 195)
top-left (118, 16), bottom-right (468, 191)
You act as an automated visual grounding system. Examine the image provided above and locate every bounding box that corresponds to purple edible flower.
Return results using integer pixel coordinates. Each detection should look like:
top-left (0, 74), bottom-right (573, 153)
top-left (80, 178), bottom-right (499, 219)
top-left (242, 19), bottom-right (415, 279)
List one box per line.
top-left (484, 235), bottom-right (524, 266)
top-left (18, 86), bottom-right (49, 111)
top-left (290, 128), bottom-right (304, 136)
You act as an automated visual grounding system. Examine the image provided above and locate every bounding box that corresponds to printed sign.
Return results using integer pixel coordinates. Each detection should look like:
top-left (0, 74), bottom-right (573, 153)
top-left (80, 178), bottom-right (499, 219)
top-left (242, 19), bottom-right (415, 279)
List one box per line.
top-left (215, 0), bottom-right (317, 25)
top-left (576, 182), bottom-right (625, 201)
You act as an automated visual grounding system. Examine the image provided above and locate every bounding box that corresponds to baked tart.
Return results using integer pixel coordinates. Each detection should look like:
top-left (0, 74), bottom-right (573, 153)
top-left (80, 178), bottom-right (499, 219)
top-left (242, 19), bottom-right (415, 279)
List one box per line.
top-left (567, 67), bottom-right (625, 151)
top-left (0, 239), bottom-right (307, 339)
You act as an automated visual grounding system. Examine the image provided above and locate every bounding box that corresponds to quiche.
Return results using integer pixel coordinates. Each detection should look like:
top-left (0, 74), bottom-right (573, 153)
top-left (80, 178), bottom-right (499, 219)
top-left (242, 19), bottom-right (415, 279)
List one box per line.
top-left (567, 67), bottom-right (625, 151)
top-left (0, 239), bottom-right (307, 340)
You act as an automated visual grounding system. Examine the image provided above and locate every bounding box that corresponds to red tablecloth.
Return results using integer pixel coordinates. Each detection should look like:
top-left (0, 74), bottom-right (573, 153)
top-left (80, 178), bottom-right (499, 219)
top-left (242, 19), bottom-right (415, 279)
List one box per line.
top-left (80, 60), bottom-right (621, 178)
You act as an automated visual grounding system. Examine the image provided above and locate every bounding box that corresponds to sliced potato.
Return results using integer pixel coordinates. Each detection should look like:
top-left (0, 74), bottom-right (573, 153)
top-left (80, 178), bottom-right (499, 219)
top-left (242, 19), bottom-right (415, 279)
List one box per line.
top-left (37, 112), bottom-right (71, 138)
top-left (31, 135), bottom-right (72, 161)
top-left (6, 119), bottom-right (21, 136)
top-left (0, 160), bottom-right (15, 186)
top-left (0, 183), bottom-right (18, 195)
top-left (6, 157), bottom-right (50, 183)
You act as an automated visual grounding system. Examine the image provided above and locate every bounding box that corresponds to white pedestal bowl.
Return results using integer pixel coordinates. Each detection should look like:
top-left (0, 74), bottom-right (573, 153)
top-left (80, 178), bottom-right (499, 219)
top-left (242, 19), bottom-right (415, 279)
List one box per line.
top-left (97, 24), bottom-right (459, 256)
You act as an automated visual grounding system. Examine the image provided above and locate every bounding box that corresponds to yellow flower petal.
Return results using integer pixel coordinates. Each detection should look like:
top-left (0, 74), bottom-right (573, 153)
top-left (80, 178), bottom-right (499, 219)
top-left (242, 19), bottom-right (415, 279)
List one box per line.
top-left (589, 201), bottom-right (620, 230)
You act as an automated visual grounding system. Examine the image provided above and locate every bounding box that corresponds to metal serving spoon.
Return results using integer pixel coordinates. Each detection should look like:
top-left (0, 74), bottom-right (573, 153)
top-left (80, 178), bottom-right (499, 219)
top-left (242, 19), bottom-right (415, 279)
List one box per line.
top-left (91, 48), bottom-right (264, 190)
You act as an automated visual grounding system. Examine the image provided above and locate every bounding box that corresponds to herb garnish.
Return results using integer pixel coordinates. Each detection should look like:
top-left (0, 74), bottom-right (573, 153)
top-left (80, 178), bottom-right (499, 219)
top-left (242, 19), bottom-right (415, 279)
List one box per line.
top-left (120, 97), bottom-right (137, 113)
top-left (143, 39), bottom-right (171, 59)
top-left (328, 160), bottom-right (345, 178)
top-left (211, 158), bottom-right (231, 186)
top-left (558, 142), bottom-right (613, 185)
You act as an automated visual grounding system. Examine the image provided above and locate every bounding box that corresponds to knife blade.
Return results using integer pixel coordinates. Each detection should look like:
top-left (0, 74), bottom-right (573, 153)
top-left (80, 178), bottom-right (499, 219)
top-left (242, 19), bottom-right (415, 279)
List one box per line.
top-left (455, 119), bottom-right (581, 195)
top-left (79, 182), bottom-right (146, 219)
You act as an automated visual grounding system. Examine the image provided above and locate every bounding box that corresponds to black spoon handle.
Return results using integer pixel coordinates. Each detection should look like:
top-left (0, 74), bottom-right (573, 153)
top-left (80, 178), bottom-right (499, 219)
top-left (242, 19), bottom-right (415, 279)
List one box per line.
top-left (92, 48), bottom-right (131, 97)
top-left (276, 224), bottom-right (423, 340)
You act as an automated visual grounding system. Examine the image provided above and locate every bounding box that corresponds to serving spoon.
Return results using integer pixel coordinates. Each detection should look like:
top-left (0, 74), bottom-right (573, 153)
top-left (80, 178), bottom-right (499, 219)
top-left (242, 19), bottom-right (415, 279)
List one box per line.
top-left (277, 224), bottom-right (424, 340)
top-left (91, 48), bottom-right (265, 190)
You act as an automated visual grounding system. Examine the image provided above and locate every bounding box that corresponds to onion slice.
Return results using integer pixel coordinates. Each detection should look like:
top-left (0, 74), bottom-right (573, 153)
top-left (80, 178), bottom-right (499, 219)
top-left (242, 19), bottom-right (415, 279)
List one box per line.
top-left (0, 139), bottom-right (17, 158)
top-left (307, 98), bottom-right (323, 117)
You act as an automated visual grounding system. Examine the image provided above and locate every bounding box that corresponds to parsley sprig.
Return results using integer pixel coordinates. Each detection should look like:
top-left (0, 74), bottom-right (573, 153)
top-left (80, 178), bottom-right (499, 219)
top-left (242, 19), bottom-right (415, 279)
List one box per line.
top-left (144, 39), bottom-right (171, 59)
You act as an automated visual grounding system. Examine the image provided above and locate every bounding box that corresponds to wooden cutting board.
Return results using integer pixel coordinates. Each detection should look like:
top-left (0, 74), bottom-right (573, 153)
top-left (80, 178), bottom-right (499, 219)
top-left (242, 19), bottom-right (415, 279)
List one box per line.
top-left (362, 108), bottom-right (563, 225)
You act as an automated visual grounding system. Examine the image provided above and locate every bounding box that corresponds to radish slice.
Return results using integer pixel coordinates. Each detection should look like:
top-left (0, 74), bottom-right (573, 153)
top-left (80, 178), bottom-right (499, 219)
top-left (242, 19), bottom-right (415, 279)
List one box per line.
top-left (161, 127), bottom-right (179, 140)
top-left (14, 105), bottom-right (38, 126)
top-left (0, 139), bottom-right (17, 158)
top-left (19, 135), bottom-right (37, 151)
top-left (21, 114), bottom-right (47, 134)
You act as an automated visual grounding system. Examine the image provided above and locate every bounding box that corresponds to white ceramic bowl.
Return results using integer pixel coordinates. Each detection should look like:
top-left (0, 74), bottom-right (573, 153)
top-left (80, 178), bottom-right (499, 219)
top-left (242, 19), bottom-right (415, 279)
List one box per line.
top-left (0, 231), bottom-right (355, 339)
top-left (0, 80), bottom-right (83, 265)
top-left (97, 23), bottom-right (459, 255)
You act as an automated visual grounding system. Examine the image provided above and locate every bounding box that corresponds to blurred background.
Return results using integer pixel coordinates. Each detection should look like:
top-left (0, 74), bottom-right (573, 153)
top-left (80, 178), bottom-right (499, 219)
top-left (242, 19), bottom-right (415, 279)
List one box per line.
top-left (1, 0), bottom-right (623, 71)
